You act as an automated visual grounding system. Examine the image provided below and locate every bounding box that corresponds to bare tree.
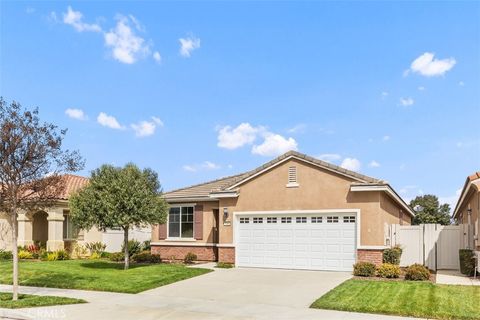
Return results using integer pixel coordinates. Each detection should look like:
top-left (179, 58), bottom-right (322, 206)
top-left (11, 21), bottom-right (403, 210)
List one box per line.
top-left (0, 98), bottom-right (84, 300)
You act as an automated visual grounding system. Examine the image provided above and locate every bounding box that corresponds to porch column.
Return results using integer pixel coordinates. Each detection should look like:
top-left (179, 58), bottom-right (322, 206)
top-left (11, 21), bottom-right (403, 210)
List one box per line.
top-left (17, 211), bottom-right (34, 247)
top-left (46, 208), bottom-right (65, 251)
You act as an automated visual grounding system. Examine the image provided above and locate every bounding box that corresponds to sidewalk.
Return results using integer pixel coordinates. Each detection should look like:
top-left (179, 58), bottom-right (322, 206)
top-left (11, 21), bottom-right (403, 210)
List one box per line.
top-left (436, 269), bottom-right (480, 286)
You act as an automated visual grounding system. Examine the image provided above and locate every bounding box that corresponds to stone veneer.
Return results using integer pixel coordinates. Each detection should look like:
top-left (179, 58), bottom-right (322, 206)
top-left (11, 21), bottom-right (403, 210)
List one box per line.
top-left (357, 249), bottom-right (384, 266)
top-left (151, 245), bottom-right (217, 261)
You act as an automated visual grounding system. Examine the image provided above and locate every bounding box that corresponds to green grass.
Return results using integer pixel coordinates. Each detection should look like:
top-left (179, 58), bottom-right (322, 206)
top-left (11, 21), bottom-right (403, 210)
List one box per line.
top-left (0, 260), bottom-right (212, 294)
top-left (311, 279), bottom-right (480, 320)
top-left (0, 292), bottom-right (85, 309)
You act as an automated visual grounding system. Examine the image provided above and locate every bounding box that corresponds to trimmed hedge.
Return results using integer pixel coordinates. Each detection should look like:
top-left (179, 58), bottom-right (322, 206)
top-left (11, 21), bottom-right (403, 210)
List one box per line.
top-left (353, 262), bottom-right (376, 277)
top-left (377, 263), bottom-right (400, 278)
top-left (132, 251), bottom-right (161, 263)
top-left (405, 263), bottom-right (430, 281)
top-left (383, 246), bottom-right (402, 265)
top-left (459, 249), bottom-right (476, 276)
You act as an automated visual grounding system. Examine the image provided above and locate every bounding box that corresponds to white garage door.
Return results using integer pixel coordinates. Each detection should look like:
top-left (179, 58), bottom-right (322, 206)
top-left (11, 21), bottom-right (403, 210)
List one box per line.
top-left (235, 213), bottom-right (357, 271)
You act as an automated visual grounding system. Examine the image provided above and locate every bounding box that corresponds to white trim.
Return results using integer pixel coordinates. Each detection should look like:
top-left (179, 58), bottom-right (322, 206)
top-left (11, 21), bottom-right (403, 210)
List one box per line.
top-left (151, 242), bottom-right (217, 247)
top-left (286, 182), bottom-right (299, 188)
top-left (209, 192), bottom-right (239, 199)
top-left (453, 178), bottom-right (480, 218)
top-left (350, 185), bottom-right (415, 217)
top-left (166, 197), bottom-right (218, 203)
top-left (216, 243), bottom-right (235, 248)
top-left (165, 238), bottom-right (196, 242)
top-left (233, 209), bottom-right (361, 267)
top-left (169, 203), bottom-right (197, 208)
top-left (227, 155), bottom-right (369, 190)
top-left (358, 245), bottom-right (389, 250)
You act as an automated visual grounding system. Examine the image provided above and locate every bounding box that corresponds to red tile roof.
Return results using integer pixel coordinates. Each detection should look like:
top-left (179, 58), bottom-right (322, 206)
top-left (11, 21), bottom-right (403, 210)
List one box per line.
top-left (56, 174), bottom-right (89, 200)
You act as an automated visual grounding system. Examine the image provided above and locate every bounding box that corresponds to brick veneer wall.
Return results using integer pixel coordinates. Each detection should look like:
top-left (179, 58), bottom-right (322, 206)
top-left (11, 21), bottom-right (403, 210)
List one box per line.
top-left (151, 245), bottom-right (217, 261)
top-left (357, 249), bottom-right (384, 266)
top-left (218, 247), bottom-right (235, 264)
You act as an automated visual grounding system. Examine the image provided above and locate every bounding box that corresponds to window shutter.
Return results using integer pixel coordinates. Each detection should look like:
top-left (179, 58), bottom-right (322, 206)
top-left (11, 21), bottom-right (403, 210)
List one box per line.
top-left (194, 205), bottom-right (203, 240)
top-left (158, 223), bottom-right (167, 240)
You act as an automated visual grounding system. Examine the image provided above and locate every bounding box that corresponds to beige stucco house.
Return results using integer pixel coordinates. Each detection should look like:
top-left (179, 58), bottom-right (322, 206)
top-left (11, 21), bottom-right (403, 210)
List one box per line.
top-left (152, 151), bottom-right (413, 271)
top-left (0, 175), bottom-right (151, 252)
top-left (453, 172), bottom-right (480, 250)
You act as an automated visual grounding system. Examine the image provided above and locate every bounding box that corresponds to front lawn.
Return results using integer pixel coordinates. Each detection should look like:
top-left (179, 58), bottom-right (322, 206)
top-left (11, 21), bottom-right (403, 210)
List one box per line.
top-left (0, 292), bottom-right (85, 309)
top-left (311, 279), bottom-right (480, 320)
top-left (0, 260), bottom-right (211, 294)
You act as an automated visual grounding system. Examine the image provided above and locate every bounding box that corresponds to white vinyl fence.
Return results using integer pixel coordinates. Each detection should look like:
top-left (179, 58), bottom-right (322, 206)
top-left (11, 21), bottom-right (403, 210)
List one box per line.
top-left (102, 227), bottom-right (152, 252)
top-left (391, 224), bottom-right (464, 270)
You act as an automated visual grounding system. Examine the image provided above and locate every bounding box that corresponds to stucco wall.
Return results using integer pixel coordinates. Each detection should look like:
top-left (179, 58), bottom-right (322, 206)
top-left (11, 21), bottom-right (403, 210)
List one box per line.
top-left (457, 187), bottom-right (480, 250)
top-left (0, 215), bottom-right (12, 250)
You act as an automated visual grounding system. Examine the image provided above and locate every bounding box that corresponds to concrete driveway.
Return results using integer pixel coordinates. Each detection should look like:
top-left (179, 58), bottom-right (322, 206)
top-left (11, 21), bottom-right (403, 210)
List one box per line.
top-left (1, 266), bottom-right (421, 320)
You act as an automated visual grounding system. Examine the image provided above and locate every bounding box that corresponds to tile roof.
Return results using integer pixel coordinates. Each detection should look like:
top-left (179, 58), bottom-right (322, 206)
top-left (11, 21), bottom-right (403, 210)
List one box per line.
top-left (56, 174), bottom-right (89, 200)
top-left (164, 150), bottom-right (383, 200)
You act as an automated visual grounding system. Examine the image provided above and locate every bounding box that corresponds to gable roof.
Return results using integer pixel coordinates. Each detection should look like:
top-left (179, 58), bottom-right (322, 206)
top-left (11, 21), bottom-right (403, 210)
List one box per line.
top-left (453, 171), bottom-right (480, 218)
top-left (164, 150), bottom-right (384, 201)
top-left (56, 174), bottom-right (89, 200)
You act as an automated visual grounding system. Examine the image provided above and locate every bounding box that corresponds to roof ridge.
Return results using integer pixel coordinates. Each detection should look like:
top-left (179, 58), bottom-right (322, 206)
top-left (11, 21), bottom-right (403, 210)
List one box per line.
top-left (164, 171), bottom-right (250, 195)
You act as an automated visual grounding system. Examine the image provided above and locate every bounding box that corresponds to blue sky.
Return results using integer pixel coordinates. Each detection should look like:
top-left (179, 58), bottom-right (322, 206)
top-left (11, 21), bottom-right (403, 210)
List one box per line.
top-left (1, 1), bottom-right (479, 209)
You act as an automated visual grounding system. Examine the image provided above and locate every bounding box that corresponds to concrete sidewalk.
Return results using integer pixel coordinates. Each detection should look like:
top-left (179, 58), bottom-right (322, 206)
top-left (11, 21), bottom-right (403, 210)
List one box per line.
top-left (0, 268), bottom-right (424, 320)
top-left (436, 269), bottom-right (480, 286)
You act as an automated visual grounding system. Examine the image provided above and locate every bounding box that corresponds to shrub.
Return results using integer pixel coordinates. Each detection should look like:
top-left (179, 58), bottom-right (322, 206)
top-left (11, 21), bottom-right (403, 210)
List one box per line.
top-left (216, 262), bottom-right (234, 269)
top-left (85, 242), bottom-right (106, 255)
top-left (459, 249), bottom-right (476, 276)
top-left (353, 262), bottom-right (376, 276)
top-left (184, 252), bottom-right (197, 264)
top-left (142, 240), bottom-right (151, 251)
top-left (18, 250), bottom-right (34, 259)
top-left (73, 244), bottom-right (89, 259)
top-left (0, 250), bottom-right (13, 260)
top-left (132, 251), bottom-right (161, 264)
top-left (47, 252), bottom-right (58, 261)
top-left (55, 250), bottom-right (70, 260)
top-left (121, 240), bottom-right (142, 257)
top-left (383, 246), bottom-right (403, 265)
top-left (109, 252), bottom-right (125, 262)
top-left (89, 252), bottom-right (101, 260)
top-left (40, 250), bottom-right (50, 260)
top-left (405, 263), bottom-right (430, 281)
top-left (377, 263), bottom-right (400, 278)
top-left (100, 251), bottom-right (112, 259)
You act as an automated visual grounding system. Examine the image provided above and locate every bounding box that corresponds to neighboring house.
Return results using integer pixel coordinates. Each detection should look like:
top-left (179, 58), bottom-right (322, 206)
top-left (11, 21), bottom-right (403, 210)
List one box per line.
top-left (0, 174), bottom-right (151, 252)
top-left (453, 172), bottom-right (480, 250)
top-left (152, 151), bottom-right (413, 271)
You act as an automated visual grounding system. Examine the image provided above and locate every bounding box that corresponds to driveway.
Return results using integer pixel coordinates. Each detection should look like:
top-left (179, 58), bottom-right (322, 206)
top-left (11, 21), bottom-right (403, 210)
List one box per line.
top-left (0, 266), bottom-right (421, 320)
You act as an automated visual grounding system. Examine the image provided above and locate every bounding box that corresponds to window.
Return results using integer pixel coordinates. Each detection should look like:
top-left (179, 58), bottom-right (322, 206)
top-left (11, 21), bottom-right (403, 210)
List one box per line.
top-left (311, 217), bottom-right (322, 223)
top-left (281, 217), bottom-right (292, 224)
top-left (343, 216), bottom-right (356, 223)
top-left (63, 214), bottom-right (78, 240)
top-left (327, 216), bottom-right (339, 223)
top-left (253, 217), bottom-right (263, 224)
top-left (168, 206), bottom-right (194, 238)
top-left (267, 217), bottom-right (277, 223)
top-left (240, 217), bottom-right (250, 224)
top-left (296, 217), bottom-right (307, 223)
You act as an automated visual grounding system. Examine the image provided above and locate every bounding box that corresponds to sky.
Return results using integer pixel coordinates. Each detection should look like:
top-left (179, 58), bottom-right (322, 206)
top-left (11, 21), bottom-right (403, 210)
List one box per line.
top-left (1, 1), bottom-right (479, 210)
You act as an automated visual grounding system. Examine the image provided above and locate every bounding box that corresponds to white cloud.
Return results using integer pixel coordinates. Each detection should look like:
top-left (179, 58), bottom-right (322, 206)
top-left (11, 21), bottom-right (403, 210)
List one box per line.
top-left (317, 153), bottom-right (342, 163)
top-left (459, 81), bottom-right (465, 86)
top-left (408, 52), bottom-right (456, 77)
top-left (227, 164), bottom-right (234, 169)
top-left (104, 15), bottom-right (150, 64)
top-left (183, 161), bottom-right (221, 172)
top-left (252, 133), bottom-right (298, 157)
top-left (65, 108), bottom-right (87, 120)
top-left (381, 91), bottom-right (389, 98)
top-left (340, 158), bottom-right (361, 171)
top-left (383, 135), bottom-right (390, 141)
top-left (179, 36), bottom-right (201, 57)
top-left (26, 7), bottom-right (35, 14)
top-left (182, 165), bottom-right (196, 172)
top-left (399, 97), bottom-right (414, 107)
top-left (368, 160), bottom-right (380, 168)
top-left (287, 124), bottom-right (307, 134)
top-left (97, 112), bottom-right (124, 130)
top-left (202, 161), bottom-right (221, 170)
top-left (418, 86), bottom-right (425, 91)
top-left (217, 123), bottom-right (261, 150)
top-left (63, 6), bottom-right (101, 33)
top-left (153, 51), bottom-right (161, 63)
top-left (130, 117), bottom-right (163, 137)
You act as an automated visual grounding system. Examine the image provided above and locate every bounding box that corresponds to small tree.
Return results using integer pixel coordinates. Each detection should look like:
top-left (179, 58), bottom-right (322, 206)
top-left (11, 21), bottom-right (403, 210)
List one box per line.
top-left (0, 98), bottom-right (84, 300)
top-left (69, 163), bottom-right (168, 269)
top-left (410, 194), bottom-right (451, 225)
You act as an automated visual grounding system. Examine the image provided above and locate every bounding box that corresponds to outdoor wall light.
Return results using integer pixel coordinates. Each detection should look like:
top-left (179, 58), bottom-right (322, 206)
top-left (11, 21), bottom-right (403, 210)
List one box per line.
top-left (223, 208), bottom-right (229, 221)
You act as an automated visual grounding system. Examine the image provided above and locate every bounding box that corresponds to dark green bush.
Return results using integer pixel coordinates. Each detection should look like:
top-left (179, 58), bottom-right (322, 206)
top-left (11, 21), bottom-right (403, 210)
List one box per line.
top-left (55, 250), bottom-right (70, 260)
top-left (0, 250), bottom-right (13, 260)
top-left (404, 263), bottom-right (430, 281)
top-left (132, 251), bottom-right (161, 263)
top-left (142, 240), bottom-right (151, 251)
top-left (377, 263), bottom-right (400, 278)
top-left (109, 252), bottom-right (125, 262)
top-left (459, 249), bottom-right (476, 276)
top-left (383, 246), bottom-right (403, 265)
top-left (121, 240), bottom-right (142, 257)
top-left (184, 252), bottom-right (197, 264)
top-left (216, 262), bottom-right (234, 269)
top-left (100, 251), bottom-right (112, 259)
top-left (353, 262), bottom-right (376, 276)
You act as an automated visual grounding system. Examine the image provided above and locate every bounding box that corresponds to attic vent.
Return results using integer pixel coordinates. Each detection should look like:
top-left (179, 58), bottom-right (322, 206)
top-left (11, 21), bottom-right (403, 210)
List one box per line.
top-left (286, 166), bottom-right (299, 187)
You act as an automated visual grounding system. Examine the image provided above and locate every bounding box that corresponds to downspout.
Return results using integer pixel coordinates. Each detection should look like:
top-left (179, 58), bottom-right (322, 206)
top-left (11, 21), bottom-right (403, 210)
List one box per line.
top-left (467, 205), bottom-right (472, 250)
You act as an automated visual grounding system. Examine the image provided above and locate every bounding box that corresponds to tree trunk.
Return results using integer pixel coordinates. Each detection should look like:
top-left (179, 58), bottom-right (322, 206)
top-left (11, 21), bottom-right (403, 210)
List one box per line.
top-left (123, 226), bottom-right (129, 270)
top-left (11, 207), bottom-right (18, 301)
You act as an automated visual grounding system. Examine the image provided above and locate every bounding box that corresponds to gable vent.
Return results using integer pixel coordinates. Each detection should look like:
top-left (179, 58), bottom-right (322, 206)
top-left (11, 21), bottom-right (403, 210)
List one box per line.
top-left (286, 166), bottom-right (299, 187)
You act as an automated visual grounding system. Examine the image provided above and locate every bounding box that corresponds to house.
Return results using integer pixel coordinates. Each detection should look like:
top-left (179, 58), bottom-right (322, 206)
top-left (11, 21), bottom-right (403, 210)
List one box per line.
top-left (152, 151), bottom-right (413, 271)
top-left (0, 174), bottom-right (151, 252)
top-left (453, 172), bottom-right (480, 250)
